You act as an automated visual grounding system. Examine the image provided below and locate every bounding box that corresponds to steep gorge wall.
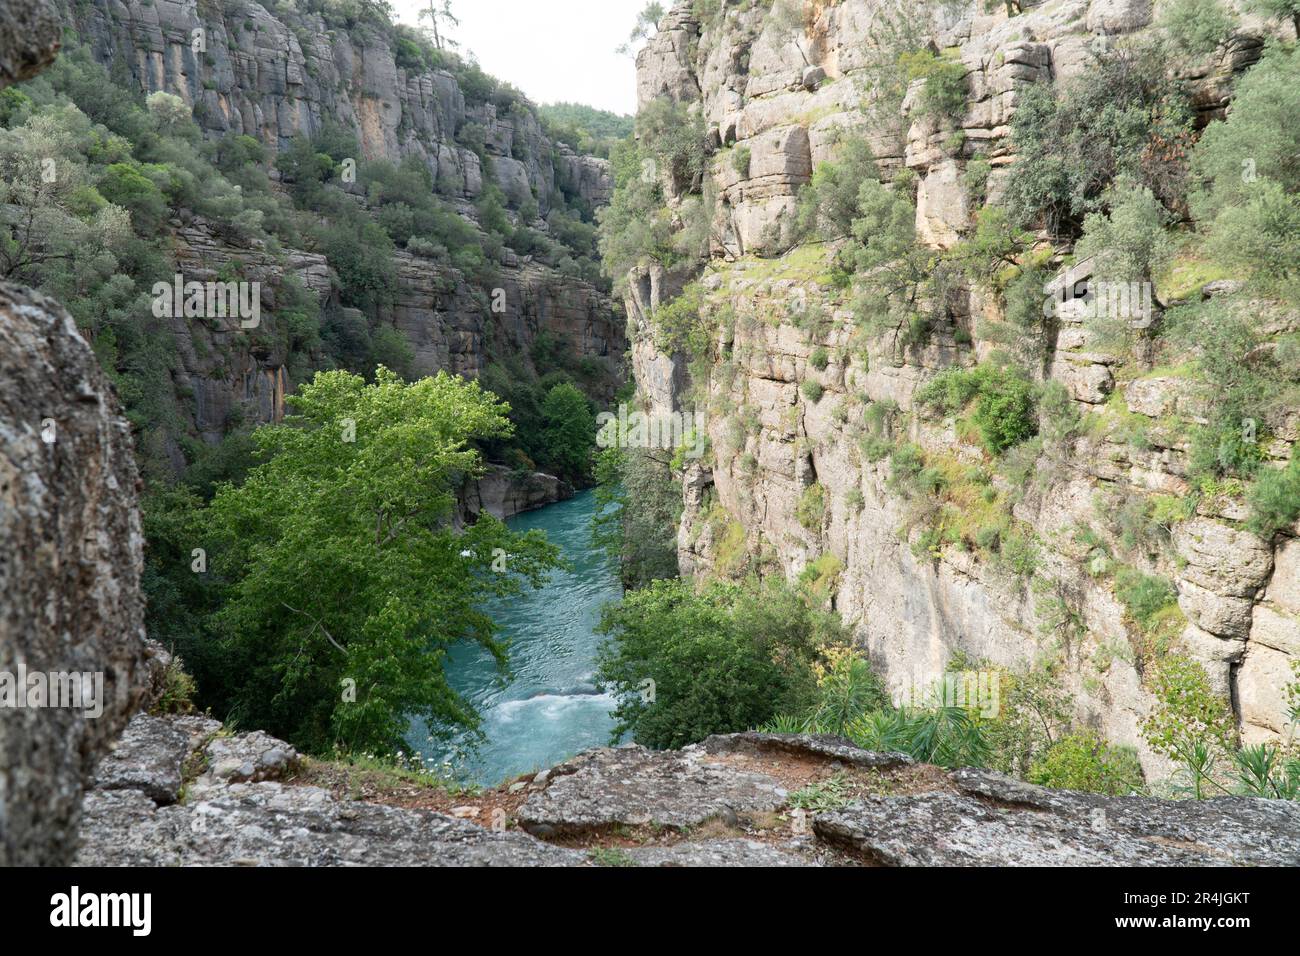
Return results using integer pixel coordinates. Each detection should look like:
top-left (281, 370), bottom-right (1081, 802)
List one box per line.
top-left (632, 0), bottom-right (1299, 775)
top-left (55, 0), bottom-right (624, 472)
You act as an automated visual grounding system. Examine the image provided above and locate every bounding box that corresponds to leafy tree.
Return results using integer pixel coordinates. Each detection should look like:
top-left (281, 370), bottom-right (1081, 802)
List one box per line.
top-left (1158, 0), bottom-right (1238, 57)
top-left (1003, 43), bottom-right (1193, 235)
top-left (1191, 44), bottom-right (1300, 222)
top-left (592, 447), bottom-right (682, 589)
top-left (540, 381), bottom-right (597, 483)
top-left (202, 369), bottom-right (561, 755)
top-left (596, 578), bottom-right (827, 748)
top-left (796, 134), bottom-right (881, 240)
top-left (617, 2), bottom-right (665, 56)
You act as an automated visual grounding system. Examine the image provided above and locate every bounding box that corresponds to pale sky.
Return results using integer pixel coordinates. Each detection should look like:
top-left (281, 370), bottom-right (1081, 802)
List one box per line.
top-left (389, 0), bottom-right (649, 116)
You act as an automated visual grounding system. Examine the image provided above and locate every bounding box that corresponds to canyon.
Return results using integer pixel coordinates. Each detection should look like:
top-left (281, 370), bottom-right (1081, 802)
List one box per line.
top-left (628, 0), bottom-right (1300, 776)
top-left (3, 0), bottom-right (1300, 868)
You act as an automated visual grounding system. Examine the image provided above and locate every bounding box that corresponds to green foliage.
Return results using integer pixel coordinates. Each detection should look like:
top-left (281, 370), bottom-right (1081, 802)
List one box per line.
top-left (1002, 43), bottom-right (1193, 236)
top-left (201, 369), bottom-right (561, 755)
top-left (596, 578), bottom-right (831, 749)
top-left (800, 379), bottom-right (825, 403)
top-left (1028, 730), bottom-right (1145, 795)
top-left (1142, 655), bottom-right (1235, 798)
top-left (795, 134), bottom-right (881, 240)
top-left (807, 647), bottom-right (890, 736)
top-left (917, 363), bottom-right (1039, 455)
top-left (900, 50), bottom-right (969, 123)
top-left (592, 446), bottom-right (682, 589)
top-left (1247, 456), bottom-right (1300, 537)
top-left (787, 773), bottom-right (853, 811)
top-left (1075, 176), bottom-right (1174, 286)
top-left (538, 102), bottom-right (633, 158)
top-left (1190, 44), bottom-right (1300, 293)
top-left (540, 382), bottom-right (597, 484)
top-left (796, 482), bottom-right (827, 530)
top-left (1158, 0), bottom-right (1238, 57)
top-left (731, 145), bottom-right (752, 176)
top-left (851, 706), bottom-right (991, 768)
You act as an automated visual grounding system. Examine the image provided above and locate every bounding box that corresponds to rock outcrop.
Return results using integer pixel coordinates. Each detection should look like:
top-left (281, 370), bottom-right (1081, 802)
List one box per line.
top-left (56, 0), bottom-right (611, 214)
top-left (630, 0), bottom-right (1300, 774)
top-left (44, 1), bottom-right (625, 474)
top-left (0, 282), bottom-right (147, 865)
top-left (75, 720), bottom-right (1300, 866)
top-left (0, 0), bottom-right (59, 88)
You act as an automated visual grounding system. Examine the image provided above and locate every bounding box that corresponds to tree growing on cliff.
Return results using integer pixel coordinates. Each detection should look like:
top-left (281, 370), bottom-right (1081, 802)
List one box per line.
top-left (201, 369), bottom-right (560, 756)
top-left (418, 1), bottom-right (460, 51)
top-left (616, 3), bottom-right (664, 56)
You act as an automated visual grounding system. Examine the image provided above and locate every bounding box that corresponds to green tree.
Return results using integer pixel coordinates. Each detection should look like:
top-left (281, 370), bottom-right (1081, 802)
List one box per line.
top-left (203, 369), bottom-right (560, 755)
top-left (540, 381), bottom-right (597, 483)
top-left (592, 447), bottom-right (682, 589)
top-left (1158, 0), bottom-right (1237, 57)
top-left (596, 578), bottom-right (825, 749)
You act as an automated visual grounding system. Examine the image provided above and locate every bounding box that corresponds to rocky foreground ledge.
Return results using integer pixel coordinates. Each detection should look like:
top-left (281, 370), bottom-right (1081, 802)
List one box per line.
top-left (77, 717), bottom-right (1300, 867)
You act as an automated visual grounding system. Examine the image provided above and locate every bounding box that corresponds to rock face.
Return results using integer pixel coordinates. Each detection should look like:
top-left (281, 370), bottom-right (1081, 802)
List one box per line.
top-left (76, 723), bottom-right (1300, 866)
top-left (630, 0), bottom-right (1300, 773)
top-left (44, 1), bottom-right (625, 473)
top-left (0, 283), bottom-right (147, 865)
top-left (0, 0), bottom-right (60, 88)
top-left (817, 767), bottom-right (1300, 866)
top-left (159, 218), bottom-right (623, 459)
top-left (56, 0), bottom-right (611, 214)
top-left (458, 464), bottom-right (574, 524)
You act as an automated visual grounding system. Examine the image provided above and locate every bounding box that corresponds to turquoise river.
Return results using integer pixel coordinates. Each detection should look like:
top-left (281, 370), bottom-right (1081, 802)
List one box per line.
top-left (416, 490), bottom-right (621, 786)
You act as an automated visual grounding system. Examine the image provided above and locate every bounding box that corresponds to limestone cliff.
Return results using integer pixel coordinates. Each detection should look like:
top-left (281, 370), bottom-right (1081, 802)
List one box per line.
top-left (53, 0), bottom-right (624, 480)
top-left (629, 0), bottom-right (1300, 775)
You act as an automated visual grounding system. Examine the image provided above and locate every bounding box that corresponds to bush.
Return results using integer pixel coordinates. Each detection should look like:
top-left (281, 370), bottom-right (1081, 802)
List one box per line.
top-left (1247, 457), bottom-right (1300, 537)
top-left (796, 134), bottom-right (880, 240)
top-left (596, 579), bottom-right (828, 749)
top-left (917, 363), bottom-right (1039, 455)
top-left (796, 482), bottom-right (827, 530)
top-left (901, 51), bottom-right (969, 123)
top-left (1028, 730), bottom-right (1145, 795)
top-left (1159, 0), bottom-right (1237, 57)
top-left (731, 145), bottom-right (751, 176)
top-left (801, 379), bottom-right (825, 403)
top-left (1002, 44), bottom-right (1193, 236)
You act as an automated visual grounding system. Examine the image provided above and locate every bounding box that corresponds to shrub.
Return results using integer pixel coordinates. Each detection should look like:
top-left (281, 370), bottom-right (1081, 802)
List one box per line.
top-left (731, 145), bottom-right (751, 176)
top-left (917, 363), bottom-right (1039, 455)
top-left (1002, 44), bottom-right (1193, 236)
top-left (1247, 457), bottom-right (1300, 538)
top-left (795, 134), bottom-right (880, 240)
top-left (1028, 730), bottom-right (1145, 795)
top-left (796, 482), bottom-right (827, 531)
top-left (596, 579), bottom-right (828, 749)
top-left (1158, 0), bottom-right (1237, 57)
top-left (901, 50), bottom-right (969, 123)
top-left (801, 379), bottom-right (825, 403)
top-left (809, 346), bottom-right (830, 370)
